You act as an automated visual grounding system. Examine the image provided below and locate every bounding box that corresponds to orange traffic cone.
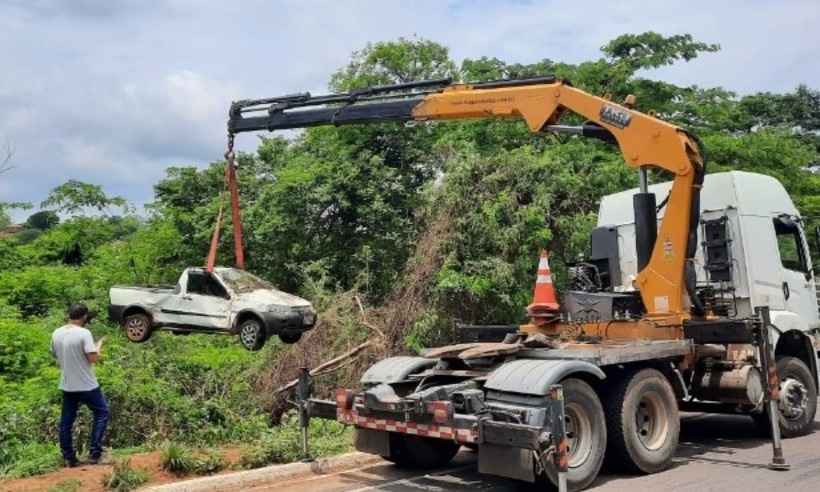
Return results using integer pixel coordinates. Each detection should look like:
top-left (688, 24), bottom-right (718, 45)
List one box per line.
top-left (527, 250), bottom-right (560, 317)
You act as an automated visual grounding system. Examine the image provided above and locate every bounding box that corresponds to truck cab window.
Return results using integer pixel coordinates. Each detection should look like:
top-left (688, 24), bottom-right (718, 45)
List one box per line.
top-left (774, 216), bottom-right (808, 273)
top-left (187, 271), bottom-right (207, 294)
top-left (187, 271), bottom-right (228, 298)
top-left (205, 276), bottom-right (229, 298)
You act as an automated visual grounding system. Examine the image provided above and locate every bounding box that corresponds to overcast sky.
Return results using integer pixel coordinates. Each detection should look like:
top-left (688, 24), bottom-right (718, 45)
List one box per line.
top-left (2, 0), bottom-right (819, 221)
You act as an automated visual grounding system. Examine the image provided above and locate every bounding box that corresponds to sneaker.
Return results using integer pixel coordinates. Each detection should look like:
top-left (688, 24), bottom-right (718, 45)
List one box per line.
top-left (65, 458), bottom-right (80, 468)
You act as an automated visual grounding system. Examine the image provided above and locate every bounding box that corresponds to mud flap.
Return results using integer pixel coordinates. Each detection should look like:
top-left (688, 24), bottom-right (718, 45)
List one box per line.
top-left (478, 443), bottom-right (535, 482)
top-left (354, 428), bottom-right (390, 457)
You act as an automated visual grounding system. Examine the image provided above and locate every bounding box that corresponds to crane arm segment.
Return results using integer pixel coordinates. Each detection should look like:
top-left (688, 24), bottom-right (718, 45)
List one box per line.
top-left (228, 77), bottom-right (704, 317)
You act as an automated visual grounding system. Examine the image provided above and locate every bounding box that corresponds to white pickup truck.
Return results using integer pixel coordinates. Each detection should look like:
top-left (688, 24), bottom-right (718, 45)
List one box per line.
top-left (108, 267), bottom-right (316, 351)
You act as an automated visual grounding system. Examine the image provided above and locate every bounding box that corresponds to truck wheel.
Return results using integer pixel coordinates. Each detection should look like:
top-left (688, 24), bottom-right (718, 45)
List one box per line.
top-left (604, 368), bottom-right (679, 474)
top-left (279, 331), bottom-right (302, 344)
top-left (238, 318), bottom-right (266, 351)
top-left (123, 313), bottom-right (152, 343)
top-left (384, 434), bottom-right (460, 469)
top-left (544, 378), bottom-right (607, 491)
top-left (752, 356), bottom-right (817, 438)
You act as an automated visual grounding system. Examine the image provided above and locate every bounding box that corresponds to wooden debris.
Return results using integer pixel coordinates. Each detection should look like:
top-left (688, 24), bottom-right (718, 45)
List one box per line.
top-left (422, 343), bottom-right (485, 359)
top-left (274, 340), bottom-right (372, 394)
top-left (521, 333), bottom-right (556, 348)
top-left (459, 342), bottom-right (521, 360)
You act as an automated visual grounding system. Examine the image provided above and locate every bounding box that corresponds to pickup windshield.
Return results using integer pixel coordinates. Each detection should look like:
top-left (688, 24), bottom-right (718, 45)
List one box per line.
top-left (218, 269), bottom-right (273, 293)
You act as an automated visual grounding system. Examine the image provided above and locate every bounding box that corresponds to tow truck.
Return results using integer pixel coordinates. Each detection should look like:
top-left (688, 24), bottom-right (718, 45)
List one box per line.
top-left (226, 76), bottom-right (820, 490)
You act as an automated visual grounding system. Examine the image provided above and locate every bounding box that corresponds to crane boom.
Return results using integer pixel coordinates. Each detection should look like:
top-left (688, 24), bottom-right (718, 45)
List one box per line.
top-left (227, 77), bottom-right (705, 321)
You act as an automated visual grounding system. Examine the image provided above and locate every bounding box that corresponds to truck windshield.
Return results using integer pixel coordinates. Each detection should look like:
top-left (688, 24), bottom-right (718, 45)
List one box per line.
top-left (219, 269), bottom-right (274, 293)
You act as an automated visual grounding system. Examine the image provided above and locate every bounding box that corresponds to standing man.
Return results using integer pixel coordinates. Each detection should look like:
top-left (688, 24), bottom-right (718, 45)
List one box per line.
top-left (51, 303), bottom-right (109, 466)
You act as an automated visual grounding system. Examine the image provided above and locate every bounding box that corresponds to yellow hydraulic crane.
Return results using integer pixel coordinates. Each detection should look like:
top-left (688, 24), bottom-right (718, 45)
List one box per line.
top-left (228, 76), bottom-right (706, 336)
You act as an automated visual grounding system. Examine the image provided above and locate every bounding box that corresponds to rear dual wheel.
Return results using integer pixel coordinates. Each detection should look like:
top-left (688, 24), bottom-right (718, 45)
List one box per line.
top-left (544, 378), bottom-right (607, 491)
top-left (604, 368), bottom-right (679, 474)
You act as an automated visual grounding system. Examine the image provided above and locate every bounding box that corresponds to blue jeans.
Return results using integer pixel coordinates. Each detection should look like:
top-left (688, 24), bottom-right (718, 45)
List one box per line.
top-left (59, 387), bottom-right (110, 461)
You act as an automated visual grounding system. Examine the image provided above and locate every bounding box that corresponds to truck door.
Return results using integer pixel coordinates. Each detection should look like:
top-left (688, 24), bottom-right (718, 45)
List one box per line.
top-left (161, 270), bottom-right (231, 330)
top-left (773, 215), bottom-right (820, 327)
top-left (178, 270), bottom-right (232, 329)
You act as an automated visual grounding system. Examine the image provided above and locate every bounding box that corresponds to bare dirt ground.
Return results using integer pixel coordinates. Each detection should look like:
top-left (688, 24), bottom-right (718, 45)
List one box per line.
top-left (262, 406), bottom-right (820, 492)
top-left (0, 448), bottom-right (242, 492)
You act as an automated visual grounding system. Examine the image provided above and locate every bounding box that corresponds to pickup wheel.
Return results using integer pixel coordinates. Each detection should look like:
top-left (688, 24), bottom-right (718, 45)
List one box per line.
top-left (279, 331), bottom-right (302, 344)
top-left (123, 313), bottom-right (152, 343)
top-left (384, 434), bottom-right (460, 469)
top-left (603, 368), bottom-right (679, 474)
top-left (752, 356), bottom-right (817, 438)
top-left (238, 317), bottom-right (266, 351)
top-left (543, 378), bottom-right (607, 491)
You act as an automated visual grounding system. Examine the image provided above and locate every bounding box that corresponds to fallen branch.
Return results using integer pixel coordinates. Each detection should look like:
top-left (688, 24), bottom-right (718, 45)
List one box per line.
top-left (274, 340), bottom-right (372, 394)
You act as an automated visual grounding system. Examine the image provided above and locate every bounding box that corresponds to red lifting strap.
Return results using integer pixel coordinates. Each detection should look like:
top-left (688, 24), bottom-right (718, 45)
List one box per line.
top-left (205, 200), bottom-right (224, 273)
top-left (226, 158), bottom-right (245, 270)
top-left (206, 136), bottom-right (245, 272)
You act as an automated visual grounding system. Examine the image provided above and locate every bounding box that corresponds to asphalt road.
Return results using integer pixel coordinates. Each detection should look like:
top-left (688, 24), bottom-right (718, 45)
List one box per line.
top-left (259, 404), bottom-right (820, 492)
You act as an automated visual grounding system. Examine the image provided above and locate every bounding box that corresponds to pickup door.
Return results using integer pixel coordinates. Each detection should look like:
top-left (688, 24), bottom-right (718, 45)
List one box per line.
top-left (160, 270), bottom-right (232, 330)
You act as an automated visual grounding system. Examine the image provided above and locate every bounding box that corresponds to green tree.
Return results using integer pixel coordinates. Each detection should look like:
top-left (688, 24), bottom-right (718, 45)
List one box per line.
top-left (25, 211), bottom-right (59, 231)
top-left (41, 180), bottom-right (128, 216)
top-left (601, 32), bottom-right (719, 70)
top-left (329, 37), bottom-right (457, 90)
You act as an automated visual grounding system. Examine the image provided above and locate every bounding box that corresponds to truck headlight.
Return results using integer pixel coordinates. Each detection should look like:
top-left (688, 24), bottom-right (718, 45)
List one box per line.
top-left (266, 304), bottom-right (291, 315)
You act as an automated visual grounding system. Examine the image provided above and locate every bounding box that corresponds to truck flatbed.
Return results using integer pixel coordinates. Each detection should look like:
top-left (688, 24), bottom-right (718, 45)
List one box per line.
top-left (519, 339), bottom-right (694, 365)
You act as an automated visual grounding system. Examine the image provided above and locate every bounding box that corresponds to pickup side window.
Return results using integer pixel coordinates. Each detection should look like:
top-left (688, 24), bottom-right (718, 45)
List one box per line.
top-left (774, 216), bottom-right (809, 273)
top-left (187, 271), bottom-right (229, 298)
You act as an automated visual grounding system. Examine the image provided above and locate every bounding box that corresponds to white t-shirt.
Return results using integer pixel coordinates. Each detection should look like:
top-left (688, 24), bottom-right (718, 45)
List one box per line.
top-left (51, 325), bottom-right (99, 392)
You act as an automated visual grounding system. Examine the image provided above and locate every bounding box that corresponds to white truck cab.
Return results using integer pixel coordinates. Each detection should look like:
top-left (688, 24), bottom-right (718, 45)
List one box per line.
top-left (109, 267), bottom-right (316, 351)
top-left (597, 171), bottom-right (819, 329)
top-left (590, 171), bottom-right (819, 377)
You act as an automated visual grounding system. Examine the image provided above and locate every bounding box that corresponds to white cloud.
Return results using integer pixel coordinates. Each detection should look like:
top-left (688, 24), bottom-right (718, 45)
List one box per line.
top-left (0, 0), bottom-right (818, 223)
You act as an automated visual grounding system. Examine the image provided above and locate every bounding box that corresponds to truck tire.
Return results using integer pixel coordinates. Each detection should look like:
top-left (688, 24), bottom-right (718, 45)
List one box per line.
top-left (238, 318), bottom-right (266, 351)
top-left (279, 331), bottom-right (302, 344)
top-left (384, 434), bottom-right (460, 469)
top-left (123, 313), bottom-right (152, 343)
top-left (752, 356), bottom-right (817, 438)
top-left (544, 378), bottom-right (607, 491)
top-left (603, 368), bottom-right (679, 474)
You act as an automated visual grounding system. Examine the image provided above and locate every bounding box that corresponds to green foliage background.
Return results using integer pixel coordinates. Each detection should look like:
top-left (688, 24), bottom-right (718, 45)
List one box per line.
top-left (1, 32), bottom-right (818, 478)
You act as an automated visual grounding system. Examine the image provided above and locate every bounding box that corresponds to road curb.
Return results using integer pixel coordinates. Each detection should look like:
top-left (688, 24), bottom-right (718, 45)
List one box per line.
top-left (142, 452), bottom-right (384, 492)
